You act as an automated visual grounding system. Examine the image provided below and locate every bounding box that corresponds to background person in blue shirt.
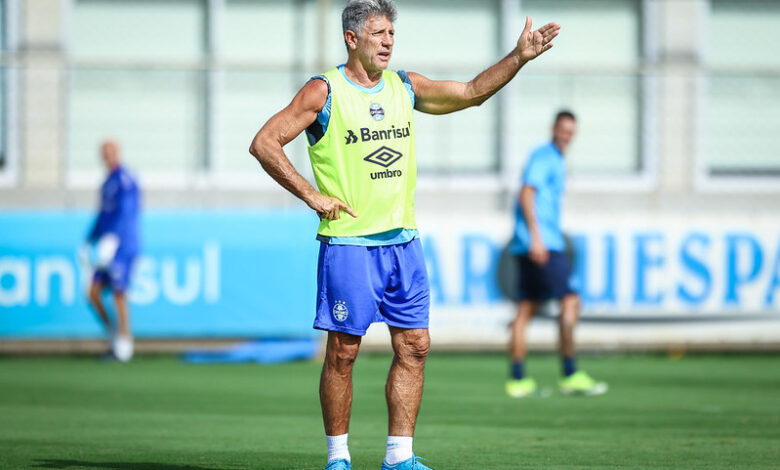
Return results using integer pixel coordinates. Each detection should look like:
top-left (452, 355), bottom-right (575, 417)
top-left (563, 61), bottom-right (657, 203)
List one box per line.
top-left (83, 140), bottom-right (140, 362)
top-left (506, 110), bottom-right (607, 397)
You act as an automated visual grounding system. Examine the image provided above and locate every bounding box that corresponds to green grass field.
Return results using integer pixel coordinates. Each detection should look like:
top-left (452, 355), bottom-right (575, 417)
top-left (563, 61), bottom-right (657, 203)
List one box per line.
top-left (1, 353), bottom-right (779, 469)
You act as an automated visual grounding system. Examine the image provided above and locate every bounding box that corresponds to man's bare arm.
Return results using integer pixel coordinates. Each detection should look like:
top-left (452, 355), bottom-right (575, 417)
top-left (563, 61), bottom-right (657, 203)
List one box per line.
top-left (520, 185), bottom-right (549, 265)
top-left (249, 79), bottom-right (357, 220)
top-left (409, 16), bottom-right (559, 115)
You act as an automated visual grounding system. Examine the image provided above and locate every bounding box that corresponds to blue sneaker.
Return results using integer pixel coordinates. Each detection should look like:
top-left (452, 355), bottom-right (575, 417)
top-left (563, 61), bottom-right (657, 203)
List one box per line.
top-left (325, 459), bottom-right (351, 470)
top-left (381, 454), bottom-right (433, 470)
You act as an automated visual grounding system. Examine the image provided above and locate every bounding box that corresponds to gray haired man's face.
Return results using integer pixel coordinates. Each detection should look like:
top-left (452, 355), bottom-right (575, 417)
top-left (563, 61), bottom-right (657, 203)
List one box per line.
top-left (351, 15), bottom-right (395, 72)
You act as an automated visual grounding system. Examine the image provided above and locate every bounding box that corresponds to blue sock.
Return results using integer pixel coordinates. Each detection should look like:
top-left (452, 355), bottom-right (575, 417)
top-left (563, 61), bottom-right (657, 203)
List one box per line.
top-left (562, 357), bottom-right (576, 377)
top-left (511, 361), bottom-right (524, 380)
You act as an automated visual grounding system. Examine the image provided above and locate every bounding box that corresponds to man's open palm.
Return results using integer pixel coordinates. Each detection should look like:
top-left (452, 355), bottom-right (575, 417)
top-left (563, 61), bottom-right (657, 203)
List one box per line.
top-left (517, 16), bottom-right (560, 62)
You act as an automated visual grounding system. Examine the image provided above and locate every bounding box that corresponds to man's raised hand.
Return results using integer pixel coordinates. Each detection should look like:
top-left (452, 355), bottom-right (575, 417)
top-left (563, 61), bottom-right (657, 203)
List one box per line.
top-left (516, 16), bottom-right (560, 62)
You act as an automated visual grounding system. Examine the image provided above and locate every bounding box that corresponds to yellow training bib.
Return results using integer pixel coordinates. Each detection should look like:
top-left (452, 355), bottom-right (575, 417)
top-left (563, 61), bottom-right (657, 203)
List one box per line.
top-left (307, 67), bottom-right (417, 237)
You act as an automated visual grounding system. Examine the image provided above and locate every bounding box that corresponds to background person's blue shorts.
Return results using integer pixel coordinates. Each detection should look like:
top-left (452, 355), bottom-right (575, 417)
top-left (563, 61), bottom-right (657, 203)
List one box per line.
top-left (93, 255), bottom-right (136, 293)
top-left (517, 250), bottom-right (576, 301)
top-left (314, 238), bottom-right (430, 336)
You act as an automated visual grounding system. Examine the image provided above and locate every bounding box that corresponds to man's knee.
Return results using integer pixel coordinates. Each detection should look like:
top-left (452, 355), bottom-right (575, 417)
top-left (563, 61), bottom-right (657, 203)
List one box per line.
top-left (393, 329), bottom-right (430, 364)
top-left (560, 311), bottom-right (578, 330)
top-left (325, 332), bottom-right (361, 370)
top-left (113, 291), bottom-right (128, 308)
top-left (88, 284), bottom-right (102, 304)
top-left (559, 294), bottom-right (580, 327)
top-left (514, 301), bottom-right (538, 323)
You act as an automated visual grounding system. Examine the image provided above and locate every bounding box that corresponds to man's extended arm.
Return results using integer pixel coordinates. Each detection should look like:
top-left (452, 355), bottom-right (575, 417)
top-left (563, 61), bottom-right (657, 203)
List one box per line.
top-left (249, 79), bottom-right (357, 220)
top-left (409, 16), bottom-right (559, 115)
top-left (520, 185), bottom-right (549, 265)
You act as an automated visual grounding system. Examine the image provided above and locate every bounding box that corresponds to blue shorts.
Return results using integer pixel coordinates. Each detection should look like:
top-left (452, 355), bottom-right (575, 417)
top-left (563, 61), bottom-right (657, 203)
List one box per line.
top-left (314, 238), bottom-right (430, 336)
top-left (93, 255), bottom-right (136, 293)
top-left (517, 251), bottom-right (576, 301)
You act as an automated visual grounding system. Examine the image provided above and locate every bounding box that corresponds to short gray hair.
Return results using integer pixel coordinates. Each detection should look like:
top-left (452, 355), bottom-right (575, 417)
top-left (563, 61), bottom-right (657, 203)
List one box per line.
top-left (342, 0), bottom-right (398, 36)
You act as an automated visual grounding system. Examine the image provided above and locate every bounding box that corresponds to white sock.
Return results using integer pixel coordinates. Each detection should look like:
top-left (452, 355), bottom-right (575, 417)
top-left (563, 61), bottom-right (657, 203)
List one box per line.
top-left (112, 335), bottom-right (133, 363)
top-left (326, 433), bottom-right (350, 463)
top-left (385, 436), bottom-right (413, 465)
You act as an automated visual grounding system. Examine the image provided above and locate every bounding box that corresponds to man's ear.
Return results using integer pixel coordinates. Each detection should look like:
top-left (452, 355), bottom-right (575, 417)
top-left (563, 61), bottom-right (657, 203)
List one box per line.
top-left (345, 30), bottom-right (358, 50)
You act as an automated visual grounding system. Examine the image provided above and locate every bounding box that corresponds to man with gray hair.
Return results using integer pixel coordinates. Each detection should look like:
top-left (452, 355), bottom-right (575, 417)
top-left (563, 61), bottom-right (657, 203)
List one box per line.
top-left (250, 1), bottom-right (559, 468)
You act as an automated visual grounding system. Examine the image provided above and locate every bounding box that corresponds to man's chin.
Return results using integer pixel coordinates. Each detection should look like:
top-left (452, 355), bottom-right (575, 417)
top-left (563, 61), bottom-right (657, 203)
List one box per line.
top-left (375, 57), bottom-right (391, 69)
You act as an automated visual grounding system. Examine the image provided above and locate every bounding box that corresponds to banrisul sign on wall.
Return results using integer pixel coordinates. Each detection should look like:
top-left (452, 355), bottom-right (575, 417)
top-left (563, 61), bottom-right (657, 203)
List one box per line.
top-left (0, 211), bottom-right (320, 338)
top-left (1, 210), bottom-right (778, 344)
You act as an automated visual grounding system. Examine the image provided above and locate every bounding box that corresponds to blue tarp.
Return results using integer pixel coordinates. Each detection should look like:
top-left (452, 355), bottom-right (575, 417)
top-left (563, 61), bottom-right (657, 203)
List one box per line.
top-left (182, 338), bottom-right (320, 364)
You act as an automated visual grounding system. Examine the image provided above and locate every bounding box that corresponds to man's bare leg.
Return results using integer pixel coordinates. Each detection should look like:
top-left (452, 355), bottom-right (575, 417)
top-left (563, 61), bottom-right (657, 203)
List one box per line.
top-left (114, 292), bottom-right (131, 338)
top-left (384, 327), bottom-right (430, 465)
top-left (558, 294), bottom-right (580, 360)
top-left (386, 327), bottom-right (430, 436)
top-left (557, 293), bottom-right (607, 394)
top-left (320, 331), bottom-right (361, 465)
top-left (109, 291), bottom-right (134, 362)
top-left (506, 300), bottom-right (540, 397)
top-left (320, 331), bottom-right (361, 436)
top-left (88, 281), bottom-right (112, 332)
top-left (509, 300), bottom-right (538, 363)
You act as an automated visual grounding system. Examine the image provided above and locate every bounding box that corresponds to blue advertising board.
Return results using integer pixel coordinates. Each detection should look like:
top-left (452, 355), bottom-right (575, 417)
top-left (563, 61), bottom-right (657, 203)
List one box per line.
top-left (0, 210), bottom-right (321, 338)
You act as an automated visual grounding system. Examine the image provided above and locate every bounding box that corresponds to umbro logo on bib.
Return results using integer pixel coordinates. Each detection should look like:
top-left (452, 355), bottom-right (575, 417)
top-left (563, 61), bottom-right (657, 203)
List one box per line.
top-left (364, 146), bottom-right (403, 168)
